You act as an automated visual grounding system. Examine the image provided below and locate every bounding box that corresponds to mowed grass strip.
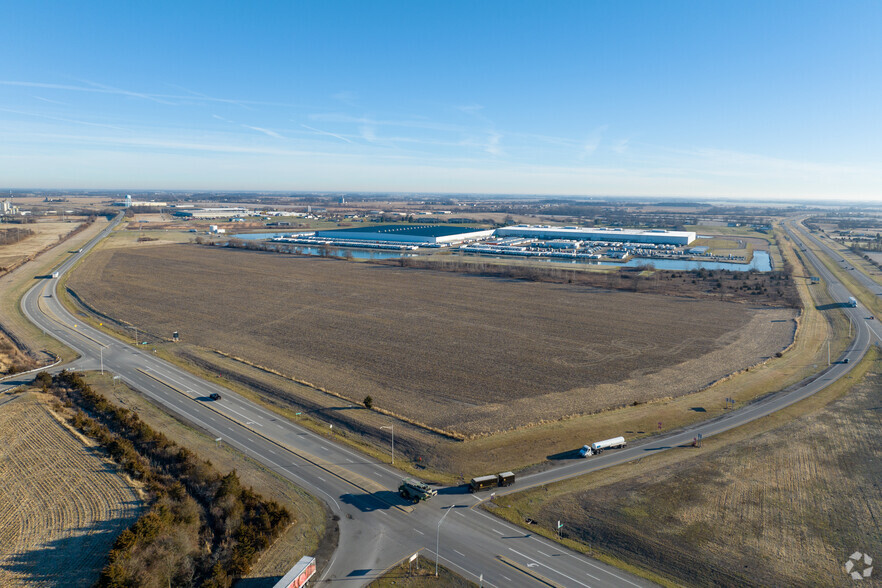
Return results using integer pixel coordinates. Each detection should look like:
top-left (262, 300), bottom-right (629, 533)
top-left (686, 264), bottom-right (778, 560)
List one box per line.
top-left (68, 244), bottom-right (794, 436)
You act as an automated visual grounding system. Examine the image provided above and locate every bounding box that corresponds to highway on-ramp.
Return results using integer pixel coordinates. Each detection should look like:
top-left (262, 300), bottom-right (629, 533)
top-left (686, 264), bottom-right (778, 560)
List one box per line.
top-left (3, 216), bottom-right (880, 587)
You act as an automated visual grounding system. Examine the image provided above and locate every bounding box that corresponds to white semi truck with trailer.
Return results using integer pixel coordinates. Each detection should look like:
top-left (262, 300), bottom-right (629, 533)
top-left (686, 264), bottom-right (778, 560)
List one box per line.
top-left (579, 436), bottom-right (627, 457)
top-left (847, 296), bottom-right (858, 307)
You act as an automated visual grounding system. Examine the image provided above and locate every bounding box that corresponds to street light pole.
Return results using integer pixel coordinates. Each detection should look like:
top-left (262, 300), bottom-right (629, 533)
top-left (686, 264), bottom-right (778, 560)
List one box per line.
top-left (435, 506), bottom-right (453, 577)
top-left (100, 347), bottom-right (104, 374)
top-left (380, 425), bottom-right (394, 464)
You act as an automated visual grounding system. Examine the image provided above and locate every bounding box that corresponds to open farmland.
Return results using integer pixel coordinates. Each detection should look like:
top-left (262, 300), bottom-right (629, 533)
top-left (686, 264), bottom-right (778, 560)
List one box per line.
top-left (494, 350), bottom-right (882, 587)
top-left (69, 244), bottom-right (795, 438)
top-left (0, 392), bottom-right (143, 587)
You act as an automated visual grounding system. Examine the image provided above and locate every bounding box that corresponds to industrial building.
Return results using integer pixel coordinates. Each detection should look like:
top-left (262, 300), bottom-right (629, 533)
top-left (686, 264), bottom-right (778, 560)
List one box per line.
top-left (495, 225), bottom-right (697, 245)
top-left (173, 207), bottom-right (251, 219)
top-left (314, 224), bottom-right (494, 245)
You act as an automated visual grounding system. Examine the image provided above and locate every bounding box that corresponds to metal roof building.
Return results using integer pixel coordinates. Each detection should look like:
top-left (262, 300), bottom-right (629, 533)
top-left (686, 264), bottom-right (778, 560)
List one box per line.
top-left (495, 225), bottom-right (697, 245)
top-left (315, 224), bottom-right (494, 244)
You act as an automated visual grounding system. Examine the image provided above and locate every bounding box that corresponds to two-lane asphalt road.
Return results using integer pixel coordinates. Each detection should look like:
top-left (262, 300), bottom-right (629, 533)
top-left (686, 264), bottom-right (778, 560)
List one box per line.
top-left (4, 215), bottom-right (879, 586)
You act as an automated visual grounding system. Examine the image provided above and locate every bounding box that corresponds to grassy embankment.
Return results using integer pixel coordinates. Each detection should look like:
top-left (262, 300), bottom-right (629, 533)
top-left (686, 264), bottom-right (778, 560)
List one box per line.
top-left (490, 345), bottom-right (880, 587)
top-left (0, 217), bottom-right (108, 366)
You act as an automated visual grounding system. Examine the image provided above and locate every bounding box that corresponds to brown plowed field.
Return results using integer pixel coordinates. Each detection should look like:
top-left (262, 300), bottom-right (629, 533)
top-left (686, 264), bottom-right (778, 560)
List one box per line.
top-left (0, 393), bottom-right (143, 587)
top-left (68, 244), bottom-right (796, 436)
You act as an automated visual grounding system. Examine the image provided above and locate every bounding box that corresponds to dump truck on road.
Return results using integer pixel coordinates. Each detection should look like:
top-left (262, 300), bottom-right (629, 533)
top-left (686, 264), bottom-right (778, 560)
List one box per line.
top-left (399, 478), bottom-right (436, 503)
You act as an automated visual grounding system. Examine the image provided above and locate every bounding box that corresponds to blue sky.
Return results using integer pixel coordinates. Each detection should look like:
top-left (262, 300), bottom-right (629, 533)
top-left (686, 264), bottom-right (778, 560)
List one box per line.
top-left (2, 1), bottom-right (880, 200)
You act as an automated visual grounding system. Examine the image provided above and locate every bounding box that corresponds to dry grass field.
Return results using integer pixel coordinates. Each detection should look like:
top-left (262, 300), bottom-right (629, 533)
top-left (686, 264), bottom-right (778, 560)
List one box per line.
top-left (0, 220), bottom-right (87, 274)
top-left (68, 244), bottom-right (795, 439)
top-left (0, 392), bottom-right (143, 587)
top-left (494, 349), bottom-right (882, 587)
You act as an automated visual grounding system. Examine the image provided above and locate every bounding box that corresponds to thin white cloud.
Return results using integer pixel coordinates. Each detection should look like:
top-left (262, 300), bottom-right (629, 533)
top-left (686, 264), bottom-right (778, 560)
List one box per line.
top-left (583, 125), bottom-right (608, 155)
top-left (300, 123), bottom-right (353, 143)
top-left (31, 95), bottom-right (68, 105)
top-left (0, 80), bottom-right (307, 109)
top-left (241, 125), bottom-right (284, 139)
top-left (457, 104), bottom-right (484, 115)
top-left (360, 125), bottom-right (377, 143)
top-left (485, 132), bottom-right (502, 156)
top-left (332, 91), bottom-right (358, 106)
top-left (612, 138), bottom-right (630, 154)
top-left (0, 106), bottom-right (128, 131)
top-left (76, 78), bottom-right (177, 105)
top-left (212, 114), bottom-right (234, 123)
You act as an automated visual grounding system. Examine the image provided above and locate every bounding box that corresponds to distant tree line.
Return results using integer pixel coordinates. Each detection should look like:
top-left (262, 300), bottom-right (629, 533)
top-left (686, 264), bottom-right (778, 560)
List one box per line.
top-left (41, 371), bottom-right (291, 588)
top-left (0, 227), bottom-right (34, 246)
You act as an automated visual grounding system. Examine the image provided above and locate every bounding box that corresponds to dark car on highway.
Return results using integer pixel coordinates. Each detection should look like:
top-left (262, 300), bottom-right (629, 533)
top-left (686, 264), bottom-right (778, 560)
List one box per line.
top-left (209, 393), bottom-right (221, 400)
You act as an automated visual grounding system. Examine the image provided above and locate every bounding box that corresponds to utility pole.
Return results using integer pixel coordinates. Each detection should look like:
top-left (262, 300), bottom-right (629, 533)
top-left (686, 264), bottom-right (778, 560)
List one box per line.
top-left (100, 347), bottom-right (104, 374)
top-left (435, 506), bottom-right (453, 577)
top-left (828, 340), bottom-right (831, 366)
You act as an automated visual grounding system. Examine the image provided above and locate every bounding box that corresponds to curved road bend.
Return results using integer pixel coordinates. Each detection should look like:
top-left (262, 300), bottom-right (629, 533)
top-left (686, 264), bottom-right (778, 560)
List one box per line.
top-left (6, 216), bottom-right (880, 586)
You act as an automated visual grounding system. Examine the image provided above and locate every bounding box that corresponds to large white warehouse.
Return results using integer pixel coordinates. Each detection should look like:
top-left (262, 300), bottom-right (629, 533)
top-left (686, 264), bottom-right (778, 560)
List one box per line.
top-left (495, 225), bottom-right (697, 246)
top-left (315, 224), bottom-right (495, 244)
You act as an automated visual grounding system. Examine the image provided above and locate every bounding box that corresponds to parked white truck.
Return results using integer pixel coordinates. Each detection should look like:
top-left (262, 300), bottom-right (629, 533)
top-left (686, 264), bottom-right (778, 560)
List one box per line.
top-left (579, 436), bottom-right (627, 457)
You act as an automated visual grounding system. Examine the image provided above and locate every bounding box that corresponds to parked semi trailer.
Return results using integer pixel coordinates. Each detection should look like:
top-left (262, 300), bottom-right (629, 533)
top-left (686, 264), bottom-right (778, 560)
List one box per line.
top-left (398, 478), bottom-right (436, 503)
top-left (579, 436), bottom-right (627, 457)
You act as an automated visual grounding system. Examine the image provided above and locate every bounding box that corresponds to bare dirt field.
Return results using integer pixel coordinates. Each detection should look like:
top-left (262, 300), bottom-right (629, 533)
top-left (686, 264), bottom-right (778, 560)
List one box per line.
top-left (0, 220), bottom-right (88, 273)
top-left (68, 244), bottom-right (796, 438)
top-left (0, 392), bottom-right (143, 587)
top-left (494, 349), bottom-right (882, 587)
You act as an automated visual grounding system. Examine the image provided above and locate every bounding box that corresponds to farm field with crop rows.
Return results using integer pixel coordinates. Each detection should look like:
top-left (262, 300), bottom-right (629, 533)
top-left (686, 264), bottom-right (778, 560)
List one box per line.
top-left (0, 392), bottom-right (143, 587)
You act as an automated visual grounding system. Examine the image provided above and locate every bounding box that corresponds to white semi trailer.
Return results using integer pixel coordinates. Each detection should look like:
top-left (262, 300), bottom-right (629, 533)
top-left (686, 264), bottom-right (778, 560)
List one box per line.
top-left (579, 436), bottom-right (627, 457)
top-left (847, 296), bottom-right (858, 307)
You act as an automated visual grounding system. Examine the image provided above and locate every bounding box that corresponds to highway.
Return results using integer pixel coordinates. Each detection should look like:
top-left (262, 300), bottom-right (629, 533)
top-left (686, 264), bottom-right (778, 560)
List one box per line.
top-left (3, 215), bottom-right (880, 587)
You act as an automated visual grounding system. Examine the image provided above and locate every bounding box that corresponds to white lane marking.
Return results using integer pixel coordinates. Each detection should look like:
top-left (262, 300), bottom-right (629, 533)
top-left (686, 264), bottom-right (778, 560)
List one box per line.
top-left (472, 509), bottom-right (643, 587)
top-left (492, 528), bottom-right (504, 535)
top-left (537, 550), bottom-right (551, 557)
top-left (501, 575), bottom-right (511, 582)
top-left (377, 510), bottom-right (388, 516)
top-left (508, 548), bottom-right (591, 588)
top-left (413, 529), bottom-right (425, 535)
top-left (453, 549), bottom-right (466, 557)
top-left (426, 550), bottom-right (497, 588)
top-left (268, 449), bottom-right (276, 455)
top-left (316, 476), bottom-right (326, 483)
top-left (345, 458), bottom-right (354, 463)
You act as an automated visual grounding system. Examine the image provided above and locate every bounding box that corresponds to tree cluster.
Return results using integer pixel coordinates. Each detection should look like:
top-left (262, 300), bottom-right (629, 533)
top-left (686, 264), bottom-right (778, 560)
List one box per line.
top-left (44, 371), bottom-right (291, 588)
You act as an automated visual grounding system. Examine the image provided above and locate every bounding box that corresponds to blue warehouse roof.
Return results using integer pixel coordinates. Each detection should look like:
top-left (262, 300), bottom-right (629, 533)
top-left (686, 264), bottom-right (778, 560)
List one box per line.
top-left (317, 224), bottom-right (484, 238)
